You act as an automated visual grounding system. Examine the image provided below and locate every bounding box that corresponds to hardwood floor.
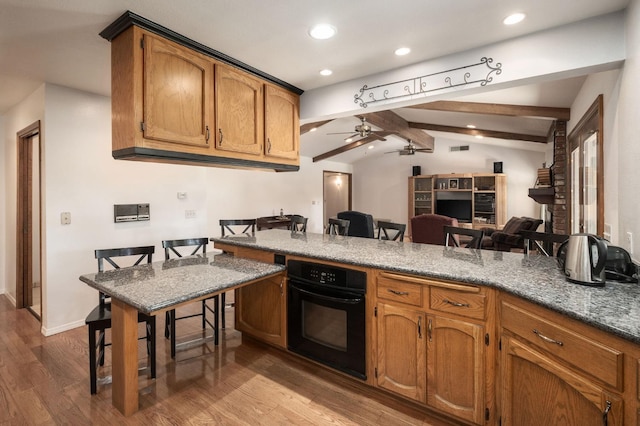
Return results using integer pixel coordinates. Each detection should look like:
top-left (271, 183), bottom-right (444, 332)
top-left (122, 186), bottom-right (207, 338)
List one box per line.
top-left (0, 295), bottom-right (460, 425)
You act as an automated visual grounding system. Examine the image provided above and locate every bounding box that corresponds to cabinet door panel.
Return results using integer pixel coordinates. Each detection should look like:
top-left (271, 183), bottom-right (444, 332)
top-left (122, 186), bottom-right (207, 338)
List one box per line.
top-left (143, 33), bottom-right (212, 147)
top-left (235, 275), bottom-right (285, 348)
top-left (215, 64), bottom-right (264, 155)
top-left (376, 303), bottom-right (426, 402)
top-left (265, 85), bottom-right (298, 160)
top-left (427, 315), bottom-right (484, 424)
top-left (502, 336), bottom-right (623, 426)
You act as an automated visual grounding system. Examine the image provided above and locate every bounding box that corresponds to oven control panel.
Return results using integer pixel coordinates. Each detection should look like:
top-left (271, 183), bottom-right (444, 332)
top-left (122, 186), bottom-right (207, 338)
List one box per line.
top-left (287, 260), bottom-right (366, 292)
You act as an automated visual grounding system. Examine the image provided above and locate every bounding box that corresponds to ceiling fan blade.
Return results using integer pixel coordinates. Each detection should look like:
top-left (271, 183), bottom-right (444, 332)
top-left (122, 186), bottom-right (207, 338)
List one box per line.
top-left (399, 151), bottom-right (413, 155)
top-left (327, 131), bottom-right (358, 135)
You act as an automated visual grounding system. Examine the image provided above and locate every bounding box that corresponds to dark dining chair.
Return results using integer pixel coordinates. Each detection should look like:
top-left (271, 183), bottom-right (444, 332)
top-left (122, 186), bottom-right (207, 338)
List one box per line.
top-left (411, 214), bottom-right (458, 245)
top-left (218, 219), bottom-right (257, 328)
top-left (337, 210), bottom-right (375, 238)
top-left (290, 215), bottom-right (308, 232)
top-left (162, 238), bottom-right (219, 358)
top-left (520, 230), bottom-right (569, 257)
top-left (376, 221), bottom-right (406, 242)
top-left (84, 246), bottom-right (156, 394)
top-left (327, 218), bottom-right (350, 236)
top-left (444, 226), bottom-right (485, 249)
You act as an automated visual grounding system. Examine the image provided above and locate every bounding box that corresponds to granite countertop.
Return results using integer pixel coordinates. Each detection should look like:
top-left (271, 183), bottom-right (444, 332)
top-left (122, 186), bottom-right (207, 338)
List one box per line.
top-left (79, 253), bottom-right (285, 314)
top-left (212, 229), bottom-right (640, 344)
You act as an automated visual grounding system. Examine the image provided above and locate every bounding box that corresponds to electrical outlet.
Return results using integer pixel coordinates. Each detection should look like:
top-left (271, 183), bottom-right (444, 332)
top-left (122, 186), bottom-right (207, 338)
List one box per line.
top-left (61, 212), bottom-right (71, 225)
top-left (627, 231), bottom-right (633, 255)
top-left (185, 209), bottom-right (196, 219)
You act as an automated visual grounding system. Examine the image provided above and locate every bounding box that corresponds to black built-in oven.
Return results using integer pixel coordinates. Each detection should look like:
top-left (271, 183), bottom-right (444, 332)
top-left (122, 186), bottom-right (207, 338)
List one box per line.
top-left (287, 259), bottom-right (367, 380)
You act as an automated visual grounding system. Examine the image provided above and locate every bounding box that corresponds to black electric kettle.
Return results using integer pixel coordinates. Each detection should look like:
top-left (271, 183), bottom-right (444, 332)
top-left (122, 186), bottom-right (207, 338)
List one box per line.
top-left (558, 233), bottom-right (607, 286)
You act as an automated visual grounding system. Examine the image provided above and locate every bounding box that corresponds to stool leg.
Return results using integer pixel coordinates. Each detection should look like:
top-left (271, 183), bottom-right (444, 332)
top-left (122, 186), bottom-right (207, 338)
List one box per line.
top-left (170, 309), bottom-right (176, 359)
top-left (214, 295), bottom-right (220, 346)
top-left (148, 317), bottom-right (156, 379)
top-left (88, 326), bottom-right (97, 394)
top-left (164, 311), bottom-right (171, 339)
top-left (221, 292), bottom-right (226, 329)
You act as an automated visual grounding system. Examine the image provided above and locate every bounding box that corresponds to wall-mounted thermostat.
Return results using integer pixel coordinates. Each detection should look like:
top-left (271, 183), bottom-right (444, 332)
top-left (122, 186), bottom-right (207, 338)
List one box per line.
top-left (114, 204), bottom-right (150, 222)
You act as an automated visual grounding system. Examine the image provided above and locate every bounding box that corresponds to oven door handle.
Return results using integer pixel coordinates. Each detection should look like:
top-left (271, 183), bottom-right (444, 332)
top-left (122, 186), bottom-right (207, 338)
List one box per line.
top-left (291, 283), bottom-right (364, 305)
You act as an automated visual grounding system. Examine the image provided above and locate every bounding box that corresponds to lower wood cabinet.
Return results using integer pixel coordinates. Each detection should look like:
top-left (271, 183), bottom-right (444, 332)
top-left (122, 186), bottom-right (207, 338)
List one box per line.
top-left (376, 303), bottom-right (426, 402)
top-left (235, 274), bottom-right (286, 348)
top-left (427, 315), bottom-right (485, 424)
top-left (374, 271), bottom-right (492, 425)
top-left (501, 335), bottom-right (622, 425)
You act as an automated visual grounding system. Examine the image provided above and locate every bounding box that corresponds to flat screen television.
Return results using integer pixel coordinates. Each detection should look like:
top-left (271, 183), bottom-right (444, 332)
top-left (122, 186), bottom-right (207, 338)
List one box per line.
top-left (436, 199), bottom-right (472, 222)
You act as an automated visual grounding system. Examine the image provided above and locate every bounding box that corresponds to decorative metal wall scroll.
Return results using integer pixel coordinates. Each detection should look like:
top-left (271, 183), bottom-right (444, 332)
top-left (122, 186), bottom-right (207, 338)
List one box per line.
top-left (354, 57), bottom-right (502, 108)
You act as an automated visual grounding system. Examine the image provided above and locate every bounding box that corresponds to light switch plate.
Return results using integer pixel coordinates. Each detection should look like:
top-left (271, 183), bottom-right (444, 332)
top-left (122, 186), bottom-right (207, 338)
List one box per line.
top-left (61, 212), bottom-right (71, 225)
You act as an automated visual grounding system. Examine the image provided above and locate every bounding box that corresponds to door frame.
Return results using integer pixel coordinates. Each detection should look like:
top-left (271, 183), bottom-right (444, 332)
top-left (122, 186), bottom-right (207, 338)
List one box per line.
top-left (16, 120), bottom-right (42, 313)
top-left (323, 170), bottom-right (352, 229)
top-left (567, 95), bottom-right (604, 235)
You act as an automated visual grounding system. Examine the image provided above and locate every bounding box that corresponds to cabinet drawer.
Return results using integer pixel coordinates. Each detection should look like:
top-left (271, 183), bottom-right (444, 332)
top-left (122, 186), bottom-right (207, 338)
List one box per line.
top-left (430, 287), bottom-right (486, 320)
top-left (502, 301), bottom-right (623, 390)
top-left (377, 273), bottom-right (424, 307)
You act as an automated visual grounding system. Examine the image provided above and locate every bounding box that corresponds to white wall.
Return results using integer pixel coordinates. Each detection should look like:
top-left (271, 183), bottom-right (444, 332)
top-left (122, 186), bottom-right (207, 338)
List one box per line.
top-left (617, 0), bottom-right (640, 260)
top-left (353, 137), bottom-right (545, 225)
top-left (1, 83), bottom-right (350, 334)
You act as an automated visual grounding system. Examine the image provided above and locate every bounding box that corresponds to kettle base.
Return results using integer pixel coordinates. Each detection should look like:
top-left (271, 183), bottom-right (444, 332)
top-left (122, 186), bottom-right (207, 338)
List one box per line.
top-left (565, 277), bottom-right (605, 287)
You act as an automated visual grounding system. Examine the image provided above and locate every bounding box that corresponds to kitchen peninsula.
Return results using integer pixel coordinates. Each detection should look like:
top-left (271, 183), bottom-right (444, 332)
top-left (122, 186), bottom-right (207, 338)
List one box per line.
top-left (79, 253), bottom-right (285, 416)
top-left (213, 229), bottom-right (640, 425)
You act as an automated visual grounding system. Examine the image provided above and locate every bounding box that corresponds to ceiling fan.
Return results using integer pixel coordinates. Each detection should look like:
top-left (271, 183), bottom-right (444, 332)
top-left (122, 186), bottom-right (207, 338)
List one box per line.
top-left (327, 117), bottom-right (387, 141)
top-left (385, 140), bottom-right (432, 155)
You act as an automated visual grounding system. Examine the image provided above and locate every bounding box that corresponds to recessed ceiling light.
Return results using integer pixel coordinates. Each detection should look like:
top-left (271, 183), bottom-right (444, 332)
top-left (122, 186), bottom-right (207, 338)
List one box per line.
top-left (320, 69), bottom-right (333, 76)
top-left (309, 127), bottom-right (317, 132)
top-left (394, 47), bottom-right (411, 56)
top-left (503, 13), bottom-right (525, 25)
top-left (368, 145), bottom-right (374, 149)
top-left (309, 24), bottom-right (337, 40)
top-left (475, 135), bottom-right (484, 139)
top-left (466, 124), bottom-right (477, 129)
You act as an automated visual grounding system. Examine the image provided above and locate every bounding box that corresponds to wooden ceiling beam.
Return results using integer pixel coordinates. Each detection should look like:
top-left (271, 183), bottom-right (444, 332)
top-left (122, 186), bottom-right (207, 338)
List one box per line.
top-left (312, 132), bottom-right (390, 162)
top-left (300, 119), bottom-right (334, 135)
top-left (406, 100), bottom-right (570, 120)
top-left (408, 122), bottom-right (548, 143)
top-left (362, 111), bottom-right (434, 150)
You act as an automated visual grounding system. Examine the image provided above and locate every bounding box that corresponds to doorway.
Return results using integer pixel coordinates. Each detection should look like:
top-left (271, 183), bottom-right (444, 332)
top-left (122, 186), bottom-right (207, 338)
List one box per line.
top-left (323, 171), bottom-right (352, 231)
top-left (16, 121), bottom-right (42, 320)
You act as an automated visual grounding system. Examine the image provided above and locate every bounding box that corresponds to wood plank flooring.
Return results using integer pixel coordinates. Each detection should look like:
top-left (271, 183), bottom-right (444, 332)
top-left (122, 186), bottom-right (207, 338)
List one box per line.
top-left (0, 295), bottom-right (461, 425)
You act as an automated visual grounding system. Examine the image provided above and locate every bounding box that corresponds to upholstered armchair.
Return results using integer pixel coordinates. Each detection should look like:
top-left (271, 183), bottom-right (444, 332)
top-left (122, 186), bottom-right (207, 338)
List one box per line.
top-left (481, 216), bottom-right (544, 252)
top-left (337, 210), bottom-right (375, 238)
top-left (410, 214), bottom-right (459, 245)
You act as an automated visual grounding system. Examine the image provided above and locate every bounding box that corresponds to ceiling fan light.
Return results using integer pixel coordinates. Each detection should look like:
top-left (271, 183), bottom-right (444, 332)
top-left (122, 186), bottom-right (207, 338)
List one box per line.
top-left (309, 24), bottom-right (337, 40)
top-left (503, 13), bottom-right (525, 25)
top-left (345, 137), bottom-right (353, 143)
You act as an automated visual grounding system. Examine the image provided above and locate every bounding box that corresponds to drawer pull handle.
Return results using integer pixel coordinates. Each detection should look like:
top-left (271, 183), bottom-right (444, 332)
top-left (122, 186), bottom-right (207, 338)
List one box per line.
top-left (418, 316), bottom-right (422, 339)
top-left (602, 400), bottom-right (611, 426)
top-left (532, 329), bottom-right (564, 346)
top-left (388, 289), bottom-right (409, 296)
top-left (443, 298), bottom-right (470, 308)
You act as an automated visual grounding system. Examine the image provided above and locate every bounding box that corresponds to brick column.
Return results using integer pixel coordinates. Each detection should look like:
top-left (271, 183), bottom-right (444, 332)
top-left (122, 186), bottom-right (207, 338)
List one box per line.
top-left (551, 121), bottom-right (567, 235)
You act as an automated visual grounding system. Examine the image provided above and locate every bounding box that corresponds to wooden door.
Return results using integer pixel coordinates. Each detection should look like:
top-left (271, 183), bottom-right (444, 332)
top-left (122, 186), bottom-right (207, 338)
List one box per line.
top-left (235, 275), bottom-right (286, 348)
top-left (215, 63), bottom-right (264, 155)
top-left (426, 315), bottom-right (485, 424)
top-left (143, 33), bottom-right (213, 148)
top-left (264, 85), bottom-right (299, 160)
top-left (376, 303), bottom-right (426, 402)
top-left (501, 336), bottom-right (622, 426)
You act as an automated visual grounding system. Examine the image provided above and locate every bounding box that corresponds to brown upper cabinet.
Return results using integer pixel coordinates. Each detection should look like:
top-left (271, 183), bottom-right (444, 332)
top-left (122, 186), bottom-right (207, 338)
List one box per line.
top-left (102, 11), bottom-right (302, 171)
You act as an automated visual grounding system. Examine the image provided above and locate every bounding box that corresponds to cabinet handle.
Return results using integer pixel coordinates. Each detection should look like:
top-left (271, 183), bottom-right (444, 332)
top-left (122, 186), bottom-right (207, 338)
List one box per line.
top-left (443, 298), bottom-right (470, 308)
top-left (602, 400), bottom-right (611, 426)
top-left (219, 128), bottom-right (223, 145)
top-left (532, 329), bottom-right (564, 346)
top-left (267, 137), bottom-right (272, 153)
top-left (417, 317), bottom-right (422, 339)
top-left (205, 125), bottom-right (210, 142)
top-left (427, 318), bottom-right (432, 341)
top-left (388, 289), bottom-right (409, 296)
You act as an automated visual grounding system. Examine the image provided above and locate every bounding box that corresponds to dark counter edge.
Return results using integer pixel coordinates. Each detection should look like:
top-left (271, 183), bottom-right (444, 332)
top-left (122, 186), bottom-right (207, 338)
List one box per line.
top-left (113, 147), bottom-right (299, 172)
top-left (212, 237), bottom-right (640, 345)
top-left (79, 265), bottom-right (286, 315)
top-left (99, 10), bottom-right (304, 95)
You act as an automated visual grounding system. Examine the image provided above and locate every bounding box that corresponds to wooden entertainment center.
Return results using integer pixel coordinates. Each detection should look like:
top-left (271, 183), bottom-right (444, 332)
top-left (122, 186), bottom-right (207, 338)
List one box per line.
top-left (409, 173), bottom-right (507, 231)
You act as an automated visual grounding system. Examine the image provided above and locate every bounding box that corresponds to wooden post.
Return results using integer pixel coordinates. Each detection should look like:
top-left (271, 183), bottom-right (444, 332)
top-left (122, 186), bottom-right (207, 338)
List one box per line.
top-left (111, 298), bottom-right (139, 416)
